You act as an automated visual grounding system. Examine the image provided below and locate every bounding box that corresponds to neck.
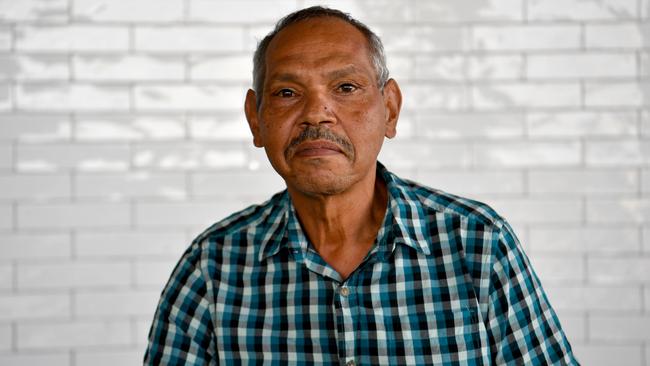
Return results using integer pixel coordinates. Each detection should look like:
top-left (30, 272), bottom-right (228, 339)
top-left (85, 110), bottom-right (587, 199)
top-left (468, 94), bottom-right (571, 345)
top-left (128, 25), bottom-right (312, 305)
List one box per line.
top-left (287, 165), bottom-right (388, 279)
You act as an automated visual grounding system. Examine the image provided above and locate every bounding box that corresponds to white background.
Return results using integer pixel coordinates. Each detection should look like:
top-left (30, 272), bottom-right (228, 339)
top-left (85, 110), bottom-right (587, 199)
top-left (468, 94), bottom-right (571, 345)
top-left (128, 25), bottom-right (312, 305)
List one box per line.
top-left (0, 0), bottom-right (649, 365)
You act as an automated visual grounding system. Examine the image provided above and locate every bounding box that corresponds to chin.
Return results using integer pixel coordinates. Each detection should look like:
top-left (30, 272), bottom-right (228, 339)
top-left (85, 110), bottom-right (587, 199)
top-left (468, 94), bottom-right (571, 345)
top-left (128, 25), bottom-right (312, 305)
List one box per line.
top-left (288, 170), bottom-right (354, 197)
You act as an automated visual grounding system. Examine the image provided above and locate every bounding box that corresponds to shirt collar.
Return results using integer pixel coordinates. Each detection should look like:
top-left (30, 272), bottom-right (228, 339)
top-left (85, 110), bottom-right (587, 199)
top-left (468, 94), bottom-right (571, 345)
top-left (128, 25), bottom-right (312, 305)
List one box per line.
top-left (258, 162), bottom-right (432, 262)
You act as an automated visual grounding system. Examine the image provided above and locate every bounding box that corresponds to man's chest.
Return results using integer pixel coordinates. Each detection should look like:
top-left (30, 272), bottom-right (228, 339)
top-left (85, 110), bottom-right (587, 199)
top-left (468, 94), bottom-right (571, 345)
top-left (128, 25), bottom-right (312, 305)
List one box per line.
top-left (210, 247), bottom-right (491, 365)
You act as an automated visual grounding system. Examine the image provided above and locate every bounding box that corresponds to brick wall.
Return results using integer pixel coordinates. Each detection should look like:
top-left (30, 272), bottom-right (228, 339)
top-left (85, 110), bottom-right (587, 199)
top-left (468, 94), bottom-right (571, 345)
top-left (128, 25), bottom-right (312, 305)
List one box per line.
top-left (0, 0), bottom-right (648, 365)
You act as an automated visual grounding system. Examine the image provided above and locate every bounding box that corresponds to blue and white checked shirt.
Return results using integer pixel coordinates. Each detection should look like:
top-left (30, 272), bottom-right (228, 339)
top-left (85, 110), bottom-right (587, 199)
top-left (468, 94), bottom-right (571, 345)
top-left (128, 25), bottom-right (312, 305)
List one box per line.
top-left (145, 163), bottom-right (578, 365)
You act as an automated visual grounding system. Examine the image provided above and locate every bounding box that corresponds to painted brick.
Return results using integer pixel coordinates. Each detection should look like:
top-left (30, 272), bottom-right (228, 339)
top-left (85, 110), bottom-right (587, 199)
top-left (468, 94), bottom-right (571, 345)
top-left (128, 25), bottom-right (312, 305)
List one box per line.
top-left (134, 319), bottom-right (151, 346)
top-left (527, 0), bottom-right (637, 20)
top-left (0, 353), bottom-right (70, 366)
top-left (527, 255), bottom-right (585, 283)
top-left (0, 0), bottom-right (68, 22)
top-left (585, 23), bottom-right (650, 48)
top-left (0, 264), bottom-right (12, 290)
top-left (16, 143), bottom-right (130, 172)
top-left (529, 227), bottom-right (640, 253)
top-left (585, 140), bottom-right (650, 167)
top-left (0, 324), bottom-right (11, 350)
top-left (134, 259), bottom-right (177, 287)
top-left (0, 84), bottom-right (11, 110)
top-left (0, 294), bottom-right (71, 320)
top-left (76, 114), bottom-right (185, 141)
top-left (190, 55), bottom-right (252, 81)
top-left (415, 0), bottom-right (523, 22)
top-left (643, 110), bottom-right (650, 137)
top-left (17, 261), bottom-right (131, 289)
top-left (192, 171), bottom-right (285, 198)
top-left (74, 55), bottom-right (184, 81)
top-left (473, 142), bottom-right (581, 167)
top-left (0, 114), bottom-right (71, 142)
top-left (588, 257), bottom-right (650, 283)
top-left (527, 111), bottom-right (637, 137)
top-left (417, 112), bottom-right (523, 139)
top-left (302, 0), bottom-right (413, 22)
top-left (0, 27), bottom-right (10, 51)
top-left (643, 169), bottom-right (650, 193)
top-left (585, 81), bottom-right (650, 107)
top-left (554, 311), bottom-right (585, 342)
top-left (76, 172), bottom-right (186, 199)
top-left (189, 0), bottom-right (298, 22)
top-left (17, 202), bottom-right (130, 229)
top-left (487, 198), bottom-right (583, 224)
top-left (529, 169), bottom-right (638, 195)
top-left (132, 142), bottom-right (247, 170)
top-left (571, 345), bottom-right (642, 366)
top-left (471, 25), bottom-right (581, 51)
top-left (17, 321), bottom-right (131, 349)
top-left (73, 0), bottom-right (183, 22)
top-left (544, 285), bottom-right (641, 311)
top-left (587, 198), bottom-right (650, 224)
top-left (135, 200), bottom-right (246, 228)
top-left (472, 83), bottom-right (581, 109)
top-left (134, 84), bottom-right (246, 111)
top-left (16, 26), bottom-right (128, 52)
top-left (378, 141), bottom-right (472, 169)
top-left (644, 0), bottom-right (650, 18)
top-left (414, 55), bottom-right (523, 81)
top-left (75, 350), bottom-right (143, 366)
top-left (387, 55), bottom-right (413, 82)
top-left (378, 26), bottom-right (470, 53)
top-left (0, 173), bottom-right (70, 199)
top-left (135, 26), bottom-right (244, 52)
top-left (16, 83), bottom-right (130, 111)
top-left (589, 315), bottom-right (650, 341)
top-left (527, 53), bottom-right (636, 79)
top-left (75, 289), bottom-right (159, 317)
top-left (0, 203), bottom-right (12, 230)
top-left (0, 233), bottom-right (72, 260)
top-left (413, 170), bottom-right (525, 196)
top-left (76, 230), bottom-right (187, 258)
top-left (642, 51), bottom-right (650, 77)
top-left (400, 84), bottom-right (469, 110)
top-left (0, 55), bottom-right (69, 80)
top-left (188, 114), bottom-right (251, 141)
top-left (0, 144), bottom-right (12, 170)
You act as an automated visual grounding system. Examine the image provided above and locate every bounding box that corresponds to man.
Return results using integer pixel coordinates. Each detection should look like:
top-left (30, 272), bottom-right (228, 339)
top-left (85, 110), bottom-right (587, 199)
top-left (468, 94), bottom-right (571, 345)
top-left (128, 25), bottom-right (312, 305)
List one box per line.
top-left (145, 6), bottom-right (578, 365)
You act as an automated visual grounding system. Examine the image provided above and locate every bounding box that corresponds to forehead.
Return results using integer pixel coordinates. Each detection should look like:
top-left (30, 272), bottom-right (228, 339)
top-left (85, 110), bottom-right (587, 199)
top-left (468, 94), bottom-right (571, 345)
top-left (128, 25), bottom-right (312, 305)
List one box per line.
top-left (264, 17), bottom-right (374, 76)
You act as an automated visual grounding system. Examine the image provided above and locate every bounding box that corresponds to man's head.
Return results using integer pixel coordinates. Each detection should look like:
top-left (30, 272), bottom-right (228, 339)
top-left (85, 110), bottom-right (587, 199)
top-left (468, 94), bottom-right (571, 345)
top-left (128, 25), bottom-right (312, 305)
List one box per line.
top-left (244, 7), bottom-right (402, 197)
top-left (252, 6), bottom-right (390, 108)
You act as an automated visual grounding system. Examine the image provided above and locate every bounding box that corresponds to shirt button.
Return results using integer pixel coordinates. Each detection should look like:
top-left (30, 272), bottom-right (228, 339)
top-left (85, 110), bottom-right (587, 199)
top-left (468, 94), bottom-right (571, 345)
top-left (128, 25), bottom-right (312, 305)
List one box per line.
top-left (346, 360), bottom-right (356, 366)
top-left (340, 287), bottom-right (350, 297)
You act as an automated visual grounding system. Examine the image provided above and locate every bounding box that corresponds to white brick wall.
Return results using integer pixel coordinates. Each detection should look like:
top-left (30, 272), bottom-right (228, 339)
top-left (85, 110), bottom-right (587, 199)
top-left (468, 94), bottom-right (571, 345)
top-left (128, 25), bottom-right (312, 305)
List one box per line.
top-left (1, 0), bottom-right (648, 364)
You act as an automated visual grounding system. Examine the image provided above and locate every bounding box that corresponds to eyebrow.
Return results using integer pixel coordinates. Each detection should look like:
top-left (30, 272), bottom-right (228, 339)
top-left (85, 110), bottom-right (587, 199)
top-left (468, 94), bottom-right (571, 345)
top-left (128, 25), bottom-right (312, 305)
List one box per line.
top-left (268, 66), bottom-right (365, 85)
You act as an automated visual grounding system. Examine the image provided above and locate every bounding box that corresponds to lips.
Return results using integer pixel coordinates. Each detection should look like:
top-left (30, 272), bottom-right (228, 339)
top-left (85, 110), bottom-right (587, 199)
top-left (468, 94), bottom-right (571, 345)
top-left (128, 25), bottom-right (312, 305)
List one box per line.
top-left (293, 140), bottom-right (344, 157)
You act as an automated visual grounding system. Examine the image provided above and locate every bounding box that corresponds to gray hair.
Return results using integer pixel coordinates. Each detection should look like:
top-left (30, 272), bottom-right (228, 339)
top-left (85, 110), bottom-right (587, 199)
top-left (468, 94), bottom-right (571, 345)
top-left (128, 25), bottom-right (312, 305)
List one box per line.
top-left (252, 6), bottom-right (390, 108)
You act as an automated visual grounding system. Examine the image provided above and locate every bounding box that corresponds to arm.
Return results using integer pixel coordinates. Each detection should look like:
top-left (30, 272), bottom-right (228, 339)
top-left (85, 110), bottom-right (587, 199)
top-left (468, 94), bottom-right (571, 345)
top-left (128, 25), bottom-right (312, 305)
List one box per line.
top-left (144, 242), bottom-right (217, 365)
top-left (486, 221), bottom-right (579, 365)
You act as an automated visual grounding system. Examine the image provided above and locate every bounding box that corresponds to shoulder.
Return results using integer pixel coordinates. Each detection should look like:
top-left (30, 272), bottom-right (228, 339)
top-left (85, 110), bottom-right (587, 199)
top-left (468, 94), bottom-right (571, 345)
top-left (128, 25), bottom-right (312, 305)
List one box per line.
top-left (389, 172), bottom-right (506, 230)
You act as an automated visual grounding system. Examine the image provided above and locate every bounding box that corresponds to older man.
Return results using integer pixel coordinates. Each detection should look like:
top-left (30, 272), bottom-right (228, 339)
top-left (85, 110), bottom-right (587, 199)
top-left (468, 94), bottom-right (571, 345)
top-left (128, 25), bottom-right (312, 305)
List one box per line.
top-left (145, 6), bottom-right (578, 365)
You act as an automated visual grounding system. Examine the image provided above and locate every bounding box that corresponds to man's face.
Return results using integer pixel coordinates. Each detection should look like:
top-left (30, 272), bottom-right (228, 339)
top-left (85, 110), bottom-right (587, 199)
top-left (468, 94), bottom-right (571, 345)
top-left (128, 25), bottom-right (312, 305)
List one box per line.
top-left (245, 17), bottom-right (401, 197)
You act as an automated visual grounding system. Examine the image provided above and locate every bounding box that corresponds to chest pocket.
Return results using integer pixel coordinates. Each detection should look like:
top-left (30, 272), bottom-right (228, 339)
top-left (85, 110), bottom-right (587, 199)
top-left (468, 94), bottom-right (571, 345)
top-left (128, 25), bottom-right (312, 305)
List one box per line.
top-left (373, 306), bottom-right (484, 365)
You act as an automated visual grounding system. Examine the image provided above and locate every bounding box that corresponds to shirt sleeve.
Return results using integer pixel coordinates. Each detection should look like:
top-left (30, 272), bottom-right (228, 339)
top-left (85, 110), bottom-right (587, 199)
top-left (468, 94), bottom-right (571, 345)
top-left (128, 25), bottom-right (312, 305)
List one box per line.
top-left (144, 242), bottom-right (217, 365)
top-left (486, 220), bottom-right (580, 365)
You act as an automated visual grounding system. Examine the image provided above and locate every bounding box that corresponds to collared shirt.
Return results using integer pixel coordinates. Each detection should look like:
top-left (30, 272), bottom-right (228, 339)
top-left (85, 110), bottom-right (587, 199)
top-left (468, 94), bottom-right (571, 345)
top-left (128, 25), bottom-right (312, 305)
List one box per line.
top-left (144, 163), bottom-right (578, 365)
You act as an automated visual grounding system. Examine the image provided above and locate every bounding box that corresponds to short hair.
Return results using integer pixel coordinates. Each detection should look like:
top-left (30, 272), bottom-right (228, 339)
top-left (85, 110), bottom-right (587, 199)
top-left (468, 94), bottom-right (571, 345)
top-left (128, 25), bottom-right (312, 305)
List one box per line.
top-left (252, 6), bottom-right (390, 107)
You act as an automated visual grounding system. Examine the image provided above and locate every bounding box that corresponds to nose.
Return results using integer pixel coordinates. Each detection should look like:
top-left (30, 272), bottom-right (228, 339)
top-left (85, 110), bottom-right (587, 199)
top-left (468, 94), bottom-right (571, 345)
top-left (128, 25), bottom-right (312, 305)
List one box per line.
top-left (300, 91), bottom-right (334, 127)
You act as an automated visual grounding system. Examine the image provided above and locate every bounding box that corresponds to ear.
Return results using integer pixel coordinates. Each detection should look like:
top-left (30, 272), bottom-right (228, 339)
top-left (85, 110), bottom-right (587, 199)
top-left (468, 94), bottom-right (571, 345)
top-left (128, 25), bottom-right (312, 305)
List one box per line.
top-left (382, 79), bottom-right (402, 139)
top-left (244, 89), bottom-right (264, 147)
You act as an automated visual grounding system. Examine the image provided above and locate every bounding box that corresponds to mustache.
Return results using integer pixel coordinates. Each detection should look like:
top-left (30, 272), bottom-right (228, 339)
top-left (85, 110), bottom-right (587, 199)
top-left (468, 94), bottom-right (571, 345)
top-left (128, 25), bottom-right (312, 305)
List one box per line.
top-left (284, 126), bottom-right (355, 160)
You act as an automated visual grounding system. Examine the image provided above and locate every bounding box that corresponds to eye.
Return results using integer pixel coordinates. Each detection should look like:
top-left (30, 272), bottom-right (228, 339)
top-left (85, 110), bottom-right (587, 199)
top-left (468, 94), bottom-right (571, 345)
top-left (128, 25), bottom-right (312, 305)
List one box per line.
top-left (337, 83), bottom-right (357, 94)
top-left (274, 88), bottom-right (296, 98)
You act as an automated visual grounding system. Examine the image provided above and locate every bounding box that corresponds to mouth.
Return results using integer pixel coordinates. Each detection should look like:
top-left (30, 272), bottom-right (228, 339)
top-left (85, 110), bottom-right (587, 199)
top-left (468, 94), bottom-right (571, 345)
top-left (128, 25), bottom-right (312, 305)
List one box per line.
top-left (293, 140), bottom-right (345, 157)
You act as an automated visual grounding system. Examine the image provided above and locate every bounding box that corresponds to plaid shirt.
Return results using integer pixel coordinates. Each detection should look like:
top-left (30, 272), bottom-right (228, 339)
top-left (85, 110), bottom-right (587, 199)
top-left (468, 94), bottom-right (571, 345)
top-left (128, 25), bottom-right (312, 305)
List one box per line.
top-left (145, 163), bottom-right (578, 365)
